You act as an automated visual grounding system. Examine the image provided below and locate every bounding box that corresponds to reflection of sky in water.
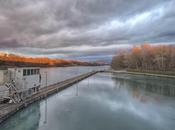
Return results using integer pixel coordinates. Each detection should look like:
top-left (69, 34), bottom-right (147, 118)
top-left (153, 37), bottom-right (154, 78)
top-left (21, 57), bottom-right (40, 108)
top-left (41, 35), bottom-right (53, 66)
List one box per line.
top-left (1, 72), bottom-right (175, 130)
top-left (85, 74), bottom-right (175, 128)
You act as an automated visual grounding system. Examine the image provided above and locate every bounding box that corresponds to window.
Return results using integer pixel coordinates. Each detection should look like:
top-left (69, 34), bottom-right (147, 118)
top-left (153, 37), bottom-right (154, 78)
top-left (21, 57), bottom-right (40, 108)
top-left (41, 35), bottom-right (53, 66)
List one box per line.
top-left (27, 69), bottom-right (30, 75)
top-left (23, 69), bottom-right (40, 76)
top-left (23, 69), bottom-right (27, 76)
top-left (34, 69), bottom-right (36, 75)
top-left (31, 69), bottom-right (34, 75)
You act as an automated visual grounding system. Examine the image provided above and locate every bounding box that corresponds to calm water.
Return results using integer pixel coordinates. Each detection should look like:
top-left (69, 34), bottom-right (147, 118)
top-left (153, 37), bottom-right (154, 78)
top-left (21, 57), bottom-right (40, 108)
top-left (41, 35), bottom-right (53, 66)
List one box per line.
top-left (39, 66), bottom-right (104, 87)
top-left (1, 71), bottom-right (175, 130)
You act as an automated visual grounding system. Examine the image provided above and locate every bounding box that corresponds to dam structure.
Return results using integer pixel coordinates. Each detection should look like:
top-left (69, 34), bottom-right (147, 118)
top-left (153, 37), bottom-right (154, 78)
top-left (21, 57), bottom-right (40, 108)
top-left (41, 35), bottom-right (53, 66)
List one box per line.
top-left (0, 67), bottom-right (106, 124)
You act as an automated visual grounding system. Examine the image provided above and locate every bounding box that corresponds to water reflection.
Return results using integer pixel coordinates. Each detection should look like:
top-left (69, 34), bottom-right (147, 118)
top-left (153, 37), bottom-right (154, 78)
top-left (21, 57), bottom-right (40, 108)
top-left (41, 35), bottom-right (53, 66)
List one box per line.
top-left (1, 72), bottom-right (175, 130)
top-left (0, 103), bottom-right (40, 130)
top-left (112, 73), bottom-right (175, 97)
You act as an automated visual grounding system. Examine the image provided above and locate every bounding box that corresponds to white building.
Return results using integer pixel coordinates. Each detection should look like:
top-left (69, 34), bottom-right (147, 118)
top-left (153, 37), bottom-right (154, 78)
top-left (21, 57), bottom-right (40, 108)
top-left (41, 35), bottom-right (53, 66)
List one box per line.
top-left (0, 67), bottom-right (41, 102)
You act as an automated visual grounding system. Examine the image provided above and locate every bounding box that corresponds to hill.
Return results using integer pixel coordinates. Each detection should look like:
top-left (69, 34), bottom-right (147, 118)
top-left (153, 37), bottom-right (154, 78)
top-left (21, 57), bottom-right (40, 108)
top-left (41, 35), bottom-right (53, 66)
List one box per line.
top-left (0, 52), bottom-right (100, 68)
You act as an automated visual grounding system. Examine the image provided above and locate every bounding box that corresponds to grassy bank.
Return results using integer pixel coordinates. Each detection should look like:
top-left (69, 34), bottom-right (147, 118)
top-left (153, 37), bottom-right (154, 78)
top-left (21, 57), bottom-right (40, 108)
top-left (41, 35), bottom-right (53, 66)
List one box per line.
top-left (127, 69), bottom-right (175, 76)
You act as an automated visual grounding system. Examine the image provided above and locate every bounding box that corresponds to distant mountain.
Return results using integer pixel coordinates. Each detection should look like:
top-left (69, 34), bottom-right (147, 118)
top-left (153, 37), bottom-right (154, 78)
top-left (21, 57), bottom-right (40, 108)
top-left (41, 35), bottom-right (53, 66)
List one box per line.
top-left (0, 52), bottom-right (102, 68)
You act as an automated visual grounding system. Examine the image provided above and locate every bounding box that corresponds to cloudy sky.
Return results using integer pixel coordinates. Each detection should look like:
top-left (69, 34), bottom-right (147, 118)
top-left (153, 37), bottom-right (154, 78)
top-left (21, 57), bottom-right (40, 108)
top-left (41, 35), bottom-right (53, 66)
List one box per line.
top-left (0, 0), bottom-right (175, 61)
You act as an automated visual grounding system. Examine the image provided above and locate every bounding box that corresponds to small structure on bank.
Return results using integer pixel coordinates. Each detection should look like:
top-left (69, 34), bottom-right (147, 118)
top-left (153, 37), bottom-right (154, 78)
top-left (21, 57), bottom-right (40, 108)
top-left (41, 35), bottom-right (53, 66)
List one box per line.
top-left (0, 67), bottom-right (41, 103)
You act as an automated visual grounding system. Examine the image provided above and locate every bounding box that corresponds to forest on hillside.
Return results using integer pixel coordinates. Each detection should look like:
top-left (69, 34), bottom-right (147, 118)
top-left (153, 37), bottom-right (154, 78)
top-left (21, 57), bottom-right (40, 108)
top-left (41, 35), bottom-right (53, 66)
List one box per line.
top-left (0, 52), bottom-right (102, 68)
top-left (111, 44), bottom-right (175, 72)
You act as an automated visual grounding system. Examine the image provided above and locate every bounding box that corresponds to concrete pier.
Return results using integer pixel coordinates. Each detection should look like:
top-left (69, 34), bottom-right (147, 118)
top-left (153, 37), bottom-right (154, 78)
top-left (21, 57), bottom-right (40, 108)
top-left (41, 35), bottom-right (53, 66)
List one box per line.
top-left (0, 71), bottom-right (98, 124)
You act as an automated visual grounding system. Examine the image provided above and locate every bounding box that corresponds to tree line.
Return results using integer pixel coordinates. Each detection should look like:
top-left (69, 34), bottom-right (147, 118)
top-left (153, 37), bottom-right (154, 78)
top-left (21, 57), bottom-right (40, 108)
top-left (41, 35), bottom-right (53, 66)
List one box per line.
top-left (111, 44), bottom-right (175, 71)
top-left (0, 52), bottom-right (101, 68)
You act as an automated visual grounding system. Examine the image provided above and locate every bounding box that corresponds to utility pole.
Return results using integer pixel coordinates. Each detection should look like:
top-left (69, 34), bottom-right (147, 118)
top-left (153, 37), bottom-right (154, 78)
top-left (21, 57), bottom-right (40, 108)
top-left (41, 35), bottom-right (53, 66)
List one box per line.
top-left (45, 72), bottom-right (48, 88)
top-left (76, 68), bottom-right (79, 96)
top-left (44, 71), bottom-right (48, 124)
top-left (161, 46), bottom-right (164, 71)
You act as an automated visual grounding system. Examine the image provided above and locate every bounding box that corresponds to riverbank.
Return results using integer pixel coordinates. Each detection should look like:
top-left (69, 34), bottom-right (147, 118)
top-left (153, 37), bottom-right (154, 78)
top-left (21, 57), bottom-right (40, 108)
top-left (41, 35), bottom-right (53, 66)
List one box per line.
top-left (127, 69), bottom-right (175, 76)
top-left (107, 69), bottom-right (175, 79)
top-left (0, 71), bottom-right (99, 124)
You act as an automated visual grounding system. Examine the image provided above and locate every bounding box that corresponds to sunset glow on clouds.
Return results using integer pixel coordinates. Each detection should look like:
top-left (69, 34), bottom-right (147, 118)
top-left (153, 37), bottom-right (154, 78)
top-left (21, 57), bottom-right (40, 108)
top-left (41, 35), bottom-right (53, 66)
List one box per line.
top-left (0, 0), bottom-right (174, 61)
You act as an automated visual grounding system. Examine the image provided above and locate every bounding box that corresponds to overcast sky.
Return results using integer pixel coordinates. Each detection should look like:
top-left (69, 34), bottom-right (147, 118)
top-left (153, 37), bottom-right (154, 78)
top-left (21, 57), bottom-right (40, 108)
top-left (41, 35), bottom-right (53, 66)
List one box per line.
top-left (0, 0), bottom-right (174, 61)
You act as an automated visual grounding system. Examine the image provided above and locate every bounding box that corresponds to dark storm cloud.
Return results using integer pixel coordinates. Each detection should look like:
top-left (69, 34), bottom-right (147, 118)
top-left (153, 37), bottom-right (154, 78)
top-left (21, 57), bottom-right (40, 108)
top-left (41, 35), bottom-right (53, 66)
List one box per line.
top-left (0, 38), bottom-right (21, 48)
top-left (0, 0), bottom-right (174, 60)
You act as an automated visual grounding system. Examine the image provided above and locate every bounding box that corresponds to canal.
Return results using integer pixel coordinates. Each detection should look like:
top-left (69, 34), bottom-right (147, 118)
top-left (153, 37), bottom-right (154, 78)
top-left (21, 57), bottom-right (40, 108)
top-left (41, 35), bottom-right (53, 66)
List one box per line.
top-left (0, 71), bottom-right (175, 130)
